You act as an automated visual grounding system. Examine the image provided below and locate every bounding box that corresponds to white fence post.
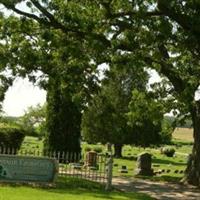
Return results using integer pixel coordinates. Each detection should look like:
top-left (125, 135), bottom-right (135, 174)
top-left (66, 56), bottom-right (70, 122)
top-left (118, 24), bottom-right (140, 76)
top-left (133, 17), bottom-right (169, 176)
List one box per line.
top-left (105, 143), bottom-right (113, 191)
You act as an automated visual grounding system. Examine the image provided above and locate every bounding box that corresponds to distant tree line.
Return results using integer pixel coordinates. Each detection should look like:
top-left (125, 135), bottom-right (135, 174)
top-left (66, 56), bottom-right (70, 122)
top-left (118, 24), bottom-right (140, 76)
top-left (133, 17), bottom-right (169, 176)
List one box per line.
top-left (164, 116), bottom-right (193, 129)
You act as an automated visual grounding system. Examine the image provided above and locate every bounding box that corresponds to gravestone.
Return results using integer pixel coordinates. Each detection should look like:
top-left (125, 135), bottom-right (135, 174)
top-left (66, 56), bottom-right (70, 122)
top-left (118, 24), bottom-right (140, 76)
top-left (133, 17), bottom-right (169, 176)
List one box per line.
top-left (86, 151), bottom-right (97, 167)
top-left (119, 165), bottom-right (128, 173)
top-left (135, 152), bottom-right (153, 176)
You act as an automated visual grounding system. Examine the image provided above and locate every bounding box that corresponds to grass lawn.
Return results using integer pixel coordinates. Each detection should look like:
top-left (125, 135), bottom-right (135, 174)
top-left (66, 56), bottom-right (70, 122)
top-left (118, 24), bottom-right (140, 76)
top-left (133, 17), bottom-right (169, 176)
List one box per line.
top-left (0, 178), bottom-right (153, 200)
top-left (20, 136), bottom-right (44, 152)
top-left (173, 128), bottom-right (193, 142)
top-left (19, 128), bottom-right (193, 183)
top-left (113, 145), bottom-right (187, 181)
top-left (112, 128), bottom-right (193, 181)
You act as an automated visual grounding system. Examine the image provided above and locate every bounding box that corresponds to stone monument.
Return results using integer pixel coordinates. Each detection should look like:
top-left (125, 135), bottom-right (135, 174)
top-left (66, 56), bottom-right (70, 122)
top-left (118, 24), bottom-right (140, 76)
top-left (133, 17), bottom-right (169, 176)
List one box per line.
top-left (135, 152), bottom-right (153, 176)
top-left (86, 151), bottom-right (97, 167)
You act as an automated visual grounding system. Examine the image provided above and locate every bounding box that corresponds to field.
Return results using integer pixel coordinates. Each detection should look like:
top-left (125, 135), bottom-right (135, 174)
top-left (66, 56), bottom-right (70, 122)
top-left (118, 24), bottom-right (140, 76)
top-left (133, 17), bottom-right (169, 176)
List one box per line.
top-left (172, 128), bottom-right (193, 142)
top-left (0, 178), bottom-right (153, 200)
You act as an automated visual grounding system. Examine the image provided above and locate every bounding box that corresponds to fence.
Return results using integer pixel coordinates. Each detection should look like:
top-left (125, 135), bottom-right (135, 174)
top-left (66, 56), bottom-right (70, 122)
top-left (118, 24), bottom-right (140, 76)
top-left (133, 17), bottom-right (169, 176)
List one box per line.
top-left (0, 147), bottom-right (110, 185)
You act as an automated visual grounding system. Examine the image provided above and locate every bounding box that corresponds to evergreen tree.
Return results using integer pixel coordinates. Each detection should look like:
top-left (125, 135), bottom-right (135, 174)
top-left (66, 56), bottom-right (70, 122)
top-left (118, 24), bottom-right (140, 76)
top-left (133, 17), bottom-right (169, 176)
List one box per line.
top-left (82, 66), bottom-right (149, 157)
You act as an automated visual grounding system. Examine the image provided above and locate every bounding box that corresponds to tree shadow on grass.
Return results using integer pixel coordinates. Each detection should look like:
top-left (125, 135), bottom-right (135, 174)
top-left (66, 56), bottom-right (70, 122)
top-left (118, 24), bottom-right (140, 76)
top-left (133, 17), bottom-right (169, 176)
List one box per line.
top-left (135, 175), bottom-right (182, 183)
top-left (152, 158), bottom-right (186, 166)
top-left (45, 187), bottom-right (153, 200)
top-left (119, 156), bottom-right (137, 161)
top-left (0, 178), bottom-right (154, 200)
top-left (41, 178), bottom-right (153, 200)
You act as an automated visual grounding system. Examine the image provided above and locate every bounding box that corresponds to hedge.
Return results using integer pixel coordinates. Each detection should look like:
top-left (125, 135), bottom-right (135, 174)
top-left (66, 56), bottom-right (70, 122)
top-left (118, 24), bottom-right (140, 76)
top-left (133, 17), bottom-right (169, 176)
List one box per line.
top-left (0, 123), bottom-right (25, 150)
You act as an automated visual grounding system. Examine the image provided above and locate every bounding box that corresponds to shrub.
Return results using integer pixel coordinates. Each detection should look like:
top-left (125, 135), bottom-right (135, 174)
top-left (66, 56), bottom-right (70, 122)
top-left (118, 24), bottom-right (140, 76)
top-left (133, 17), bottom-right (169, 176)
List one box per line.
top-left (84, 146), bottom-right (92, 152)
top-left (0, 123), bottom-right (25, 151)
top-left (160, 120), bottom-right (173, 144)
top-left (93, 146), bottom-right (103, 153)
top-left (161, 147), bottom-right (175, 157)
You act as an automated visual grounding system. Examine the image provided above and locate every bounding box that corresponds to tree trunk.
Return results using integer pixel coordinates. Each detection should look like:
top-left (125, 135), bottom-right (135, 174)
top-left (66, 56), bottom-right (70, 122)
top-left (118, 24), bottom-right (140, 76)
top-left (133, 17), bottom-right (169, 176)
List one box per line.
top-left (114, 144), bottom-right (123, 158)
top-left (185, 101), bottom-right (200, 186)
top-left (44, 75), bottom-right (81, 161)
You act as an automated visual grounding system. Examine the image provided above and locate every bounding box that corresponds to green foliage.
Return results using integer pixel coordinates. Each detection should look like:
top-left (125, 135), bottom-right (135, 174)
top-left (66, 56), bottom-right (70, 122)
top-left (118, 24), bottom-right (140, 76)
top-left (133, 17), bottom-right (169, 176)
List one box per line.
top-left (127, 90), bottom-right (173, 147)
top-left (160, 118), bottom-right (173, 144)
top-left (1, 0), bottom-right (200, 185)
top-left (44, 76), bottom-right (82, 154)
top-left (93, 146), bottom-right (103, 153)
top-left (164, 115), bottom-right (193, 129)
top-left (0, 13), bottom-right (99, 154)
top-left (84, 146), bottom-right (92, 152)
top-left (82, 66), bottom-right (148, 156)
top-left (0, 123), bottom-right (25, 150)
top-left (19, 104), bottom-right (46, 137)
top-left (82, 93), bottom-right (116, 144)
top-left (0, 116), bottom-right (19, 126)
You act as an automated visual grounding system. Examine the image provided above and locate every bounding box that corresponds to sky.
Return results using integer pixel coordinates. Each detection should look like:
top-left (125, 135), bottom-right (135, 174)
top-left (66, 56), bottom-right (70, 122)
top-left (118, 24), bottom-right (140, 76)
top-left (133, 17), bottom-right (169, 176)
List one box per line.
top-left (2, 78), bottom-right (46, 117)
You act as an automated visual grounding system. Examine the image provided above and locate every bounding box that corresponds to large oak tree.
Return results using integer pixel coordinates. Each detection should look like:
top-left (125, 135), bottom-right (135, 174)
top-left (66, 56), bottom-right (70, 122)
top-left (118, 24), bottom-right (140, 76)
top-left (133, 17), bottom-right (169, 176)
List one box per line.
top-left (0, 7), bottom-right (98, 154)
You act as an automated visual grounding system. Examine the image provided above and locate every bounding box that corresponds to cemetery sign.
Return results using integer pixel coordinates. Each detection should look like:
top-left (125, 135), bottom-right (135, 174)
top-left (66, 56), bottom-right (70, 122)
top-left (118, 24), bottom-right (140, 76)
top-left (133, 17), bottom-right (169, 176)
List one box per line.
top-left (0, 155), bottom-right (58, 182)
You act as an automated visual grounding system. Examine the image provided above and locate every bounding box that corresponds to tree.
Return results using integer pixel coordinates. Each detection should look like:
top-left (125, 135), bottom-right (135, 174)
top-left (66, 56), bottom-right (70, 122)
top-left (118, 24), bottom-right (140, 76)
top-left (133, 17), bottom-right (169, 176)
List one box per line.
top-left (1, 0), bottom-right (200, 186)
top-left (19, 104), bottom-right (46, 137)
top-left (82, 66), bottom-right (149, 157)
top-left (127, 90), bottom-right (172, 147)
top-left (44, 75), bottom-right (82, 153)
top-left (0, 12), bottom-right (99, 154)
top-left (101, 1), bottom-right (200, 186)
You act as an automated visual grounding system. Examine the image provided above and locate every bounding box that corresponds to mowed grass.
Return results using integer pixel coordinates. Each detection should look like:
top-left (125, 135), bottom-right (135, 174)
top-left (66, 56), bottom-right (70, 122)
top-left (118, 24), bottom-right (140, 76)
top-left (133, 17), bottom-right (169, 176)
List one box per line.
top-left (0, 187), bottom-right (152, 200)
top-left (113, 145), bottom-right (187, 181)
top-left (113, 128), bottom-right (194, 181)
top-left (0, 178), bottom-right (153, 200)
top-left (20, 136), bottom-right (44, 152)
top-left (173, 128), bottom-right (193, 142)
top-left (19, 128), bottom-right (193, 182)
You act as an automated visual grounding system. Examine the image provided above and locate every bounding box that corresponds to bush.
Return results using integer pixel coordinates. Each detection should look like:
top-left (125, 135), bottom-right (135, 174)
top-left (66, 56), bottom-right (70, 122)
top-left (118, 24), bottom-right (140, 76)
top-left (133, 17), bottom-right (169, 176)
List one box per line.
top-left (84, 146), bottom-right (92, 152)
top-left (160, 120), bottom-right (173, 144)
top-left (0, 123), bottom-right (25, 151)
top-left (93, 146), bottom-right (103, 153)
top-left (161, 147), bottom-right (175, 157)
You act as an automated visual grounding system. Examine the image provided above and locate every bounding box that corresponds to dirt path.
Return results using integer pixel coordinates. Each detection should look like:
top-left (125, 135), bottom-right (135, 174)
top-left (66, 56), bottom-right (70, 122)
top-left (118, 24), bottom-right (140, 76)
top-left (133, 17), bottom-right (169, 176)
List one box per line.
top-left (113, 177), bottom-right (200, 200)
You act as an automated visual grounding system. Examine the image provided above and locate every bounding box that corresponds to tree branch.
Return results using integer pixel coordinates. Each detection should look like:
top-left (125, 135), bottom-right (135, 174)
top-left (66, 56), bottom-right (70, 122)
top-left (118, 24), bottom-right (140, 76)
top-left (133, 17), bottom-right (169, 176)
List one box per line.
top-left (139, 45), bottom-right (185, 94)
top-left (1, 2), bottom-right (111, 47)
top-left (157, 44), bottom-right (185, 93)
top-left (9, 5), bottom-right (51, 26)
top-left (157, 0), bottom-right (200, 40)
top-left (110, 10), bottom-right (163, 19)
top-left (30, 0), bottom-right (55, 22)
